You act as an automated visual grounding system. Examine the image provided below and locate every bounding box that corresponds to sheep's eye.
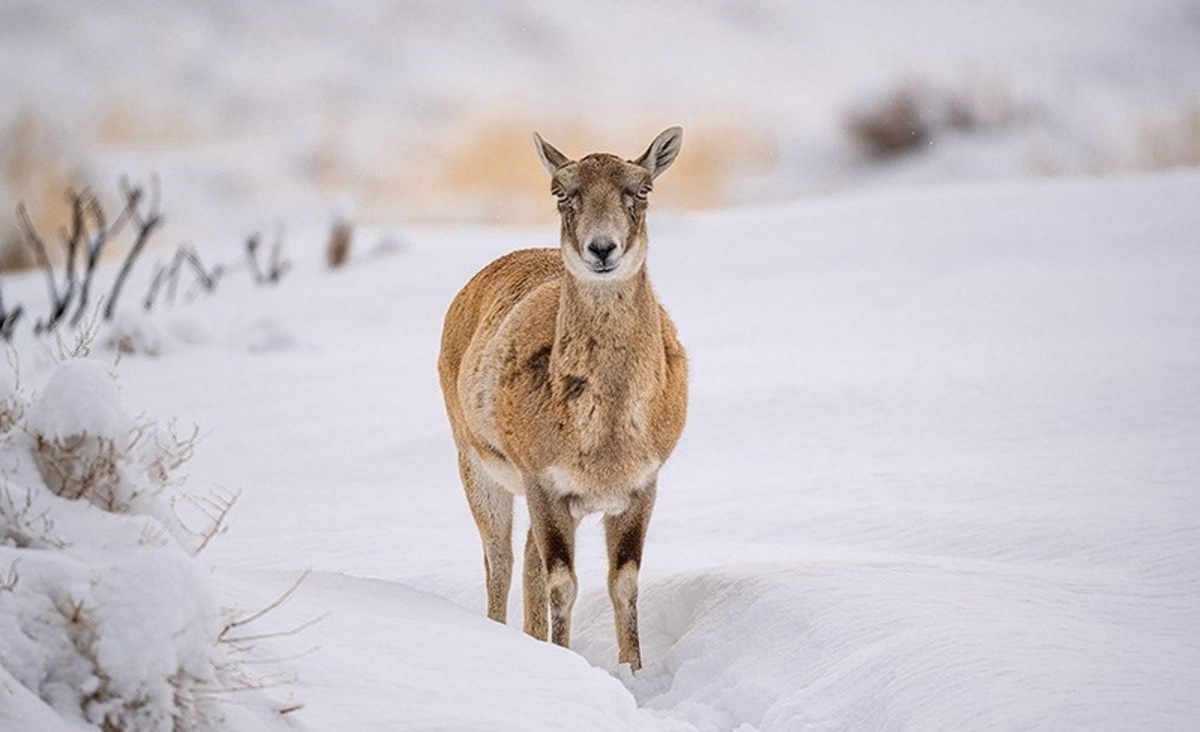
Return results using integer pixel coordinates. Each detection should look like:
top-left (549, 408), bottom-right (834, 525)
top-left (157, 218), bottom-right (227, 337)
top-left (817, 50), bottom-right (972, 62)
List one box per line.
top-left (553, 188), bottom-right (574, 209)
top-left (626, 185), bottom-right (651, 215)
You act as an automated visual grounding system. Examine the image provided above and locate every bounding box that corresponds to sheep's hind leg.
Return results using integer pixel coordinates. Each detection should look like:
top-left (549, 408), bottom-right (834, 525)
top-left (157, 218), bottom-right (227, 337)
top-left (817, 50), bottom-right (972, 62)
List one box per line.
top-left (458, 449), bottom-right (514, 623)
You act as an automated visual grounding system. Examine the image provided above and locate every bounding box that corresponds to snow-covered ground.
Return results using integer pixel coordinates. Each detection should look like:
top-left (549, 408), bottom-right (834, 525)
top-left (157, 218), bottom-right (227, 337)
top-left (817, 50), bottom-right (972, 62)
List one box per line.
top-left (2, 168), bottom-right (1197, 730)
top-left (3, 2), bottom-right (1200, 729)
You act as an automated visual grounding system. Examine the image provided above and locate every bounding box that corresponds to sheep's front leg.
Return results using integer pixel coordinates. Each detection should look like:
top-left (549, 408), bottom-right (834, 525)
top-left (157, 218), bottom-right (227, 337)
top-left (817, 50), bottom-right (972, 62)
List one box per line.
top-left (522, 527), bottom-right (548, 640)
top-left (526, 483), bottom-right (579, 649)
top-left (605, 481), bottom-right (657, 671)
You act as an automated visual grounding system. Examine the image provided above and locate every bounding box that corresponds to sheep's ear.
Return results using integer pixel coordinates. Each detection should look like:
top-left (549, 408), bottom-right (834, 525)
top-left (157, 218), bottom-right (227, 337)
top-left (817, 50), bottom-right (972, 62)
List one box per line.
top-left (532, 132), bottom-right (571, 175)
top-left (634, 126), bottom-right (683, 179)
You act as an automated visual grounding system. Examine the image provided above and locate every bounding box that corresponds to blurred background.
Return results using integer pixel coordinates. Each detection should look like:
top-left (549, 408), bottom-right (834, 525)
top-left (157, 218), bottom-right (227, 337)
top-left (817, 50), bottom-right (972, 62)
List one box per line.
top-left (2, 0), bottom-right (1199, 250)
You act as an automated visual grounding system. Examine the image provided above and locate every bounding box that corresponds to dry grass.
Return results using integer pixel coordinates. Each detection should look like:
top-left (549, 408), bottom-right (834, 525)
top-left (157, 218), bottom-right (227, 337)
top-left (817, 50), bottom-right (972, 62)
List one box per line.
top-left (30, 415), bottom-right (201, 523)
top-left (0, 109), bottom-right (81, 272)
top-left (438, 114), bottom-right (770, 220)
top-left (1135, 101), bottom-right (1200, 171)
top-left (0, 483), bottom-right (65, 549)
top-left (95, 96), bottom-right (199, 149)
top-left (0, 390), bottom-right (23, 435)
top-left (33, 433), bottom-right (124, 509)
top-left (309, 112), bottom-right (773, 225)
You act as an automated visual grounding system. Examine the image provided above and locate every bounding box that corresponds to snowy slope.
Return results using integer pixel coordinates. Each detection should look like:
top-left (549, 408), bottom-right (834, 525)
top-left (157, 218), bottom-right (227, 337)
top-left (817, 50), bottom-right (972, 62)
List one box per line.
top-left (2, 170), bottom-right (1190, 730)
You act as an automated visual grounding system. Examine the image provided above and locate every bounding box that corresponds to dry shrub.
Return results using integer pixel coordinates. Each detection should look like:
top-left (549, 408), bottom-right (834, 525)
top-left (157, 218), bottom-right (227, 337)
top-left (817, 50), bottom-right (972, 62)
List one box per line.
top-left (845, 78), bottom-right (1027, 161)
top-left (33, 433), bottom-right (124, 510)
top-left (0, 393), bottom-right (23, 435)
top-left (31, 420), bottom-right (200, 520)
top-left (1136, 101), bottom-right (1200, 170)
top-left (845, 88), bottom-right (930, 158)
top-left (0, 483), bottom-right (65, 549)
top-left (325, 205), bottom-right (354, 270)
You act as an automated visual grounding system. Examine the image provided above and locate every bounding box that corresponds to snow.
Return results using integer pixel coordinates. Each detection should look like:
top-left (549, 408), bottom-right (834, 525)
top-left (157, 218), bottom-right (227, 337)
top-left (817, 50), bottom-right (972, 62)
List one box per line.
top-left (0, 360), bottom-right (293, 730)
top-left (27, 360), bottom-right (131, 440)
top-left (5, 168), bottom-right (1196, 730)
top-left (2, 2), bottom-right (1199, 730)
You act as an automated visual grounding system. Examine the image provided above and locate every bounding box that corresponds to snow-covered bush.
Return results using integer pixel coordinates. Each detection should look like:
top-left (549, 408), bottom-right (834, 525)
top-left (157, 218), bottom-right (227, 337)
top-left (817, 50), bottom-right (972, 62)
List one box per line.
top-left (0, 366), bottom-right (23, 435)
top-left (0, 357), bottom-right (274, 731)
top-left (26, 360), bottom-right (199, 526)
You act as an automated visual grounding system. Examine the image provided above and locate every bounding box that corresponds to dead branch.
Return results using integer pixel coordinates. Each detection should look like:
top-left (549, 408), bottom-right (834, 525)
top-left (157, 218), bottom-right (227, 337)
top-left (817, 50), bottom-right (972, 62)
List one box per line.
top-left (17, 202), bottom-right (68, 331)
top-left (181, 245), bottom-right (226, 302)
top-left (142, 263), bottom-right (169, 311)
top-left (245, 229), bottom-right (291, 286)
top-left (61, 190), bottom-right (86, 301)
top-left (72, 189), bottom-right (133, 326)
top-left (0, 284), bottom-right (22, 341)
top-left (103, 177), bottom-right (162, 320)
top-left (244, 234), bottom-right (265, 284)
top-left (265, 229), bottom-right (290, 283)
top-left (163, 247), bottom-right (188, 306)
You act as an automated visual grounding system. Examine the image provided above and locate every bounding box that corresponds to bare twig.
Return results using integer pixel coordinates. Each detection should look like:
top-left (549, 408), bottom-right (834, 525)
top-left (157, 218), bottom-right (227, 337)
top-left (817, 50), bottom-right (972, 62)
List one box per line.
top-left (103, 177), bottom-right (163, 320)
top-left (194, 669), bottom-right (301, 697)
top-left (61, 190), bottom-right (87, 301)
top-left (71, 190), bottom-right (131, 326)
top-left (16, 202), bottom-right (65, 331)
top-left (0, 284), bottom-right (22, 341)
top-left (220, 612), bottom-right (330, 645)
top-left (220, 569), bottom-right (312, 640)
top-left (244, 234), bottom-right (265, 284)
top-left (181, 245), bottom-right (223, 302)
top-left (164, 247), bottom-right (187, 306)
top-left (0, 483), bottom-right (66, 549)
top-left (182, 485), bottom-right (239, 554)
top-left (142, 263), bottom-right (169, 311)
top-left (266, 228), bottom-right (290, 283)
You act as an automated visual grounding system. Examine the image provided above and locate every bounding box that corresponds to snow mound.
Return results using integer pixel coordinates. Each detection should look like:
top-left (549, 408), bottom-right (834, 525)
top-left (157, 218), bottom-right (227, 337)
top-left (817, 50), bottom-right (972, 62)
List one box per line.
top-left (0, 540), bottom-right (217, 730)
top-left (27, 360), bottom-right (131, 441)
top-left (575, 559), bottom-right (1196, 731)
top-left (0, 358), bottom-right (293, 731)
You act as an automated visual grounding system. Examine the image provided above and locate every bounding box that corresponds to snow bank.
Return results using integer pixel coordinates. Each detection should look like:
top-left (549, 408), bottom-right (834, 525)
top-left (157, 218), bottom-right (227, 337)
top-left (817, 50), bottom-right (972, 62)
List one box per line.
top-left (0, 359), bottom-right (292, 731)
top-left (575, 559), bottom-right (1195, 731)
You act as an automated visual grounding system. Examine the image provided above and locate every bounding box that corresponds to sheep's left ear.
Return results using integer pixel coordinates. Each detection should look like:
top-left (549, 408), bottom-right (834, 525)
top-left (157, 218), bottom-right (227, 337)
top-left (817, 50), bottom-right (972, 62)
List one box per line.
top-left (533, 132), bottom-right (572, 176)
top-left (634, 126), bottom-right (683, 179)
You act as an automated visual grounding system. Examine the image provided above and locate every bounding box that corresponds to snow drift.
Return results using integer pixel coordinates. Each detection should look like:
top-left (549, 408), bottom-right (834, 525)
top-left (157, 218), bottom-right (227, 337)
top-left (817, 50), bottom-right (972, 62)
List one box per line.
top-left (2, 170), bottom-right (1185, 731)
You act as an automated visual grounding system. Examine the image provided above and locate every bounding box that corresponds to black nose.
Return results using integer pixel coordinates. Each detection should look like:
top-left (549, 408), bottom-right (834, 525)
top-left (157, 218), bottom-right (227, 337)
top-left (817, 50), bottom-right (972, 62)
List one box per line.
top-left (587, 238), bottom-right (618, 264)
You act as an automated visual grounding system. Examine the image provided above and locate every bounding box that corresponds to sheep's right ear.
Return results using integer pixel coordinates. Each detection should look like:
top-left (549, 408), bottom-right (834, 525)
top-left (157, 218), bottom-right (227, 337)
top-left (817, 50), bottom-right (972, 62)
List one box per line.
top-left (634, 126), bottom-right (683, 179)
top-left (533, 132), bottom-right (571, 175)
